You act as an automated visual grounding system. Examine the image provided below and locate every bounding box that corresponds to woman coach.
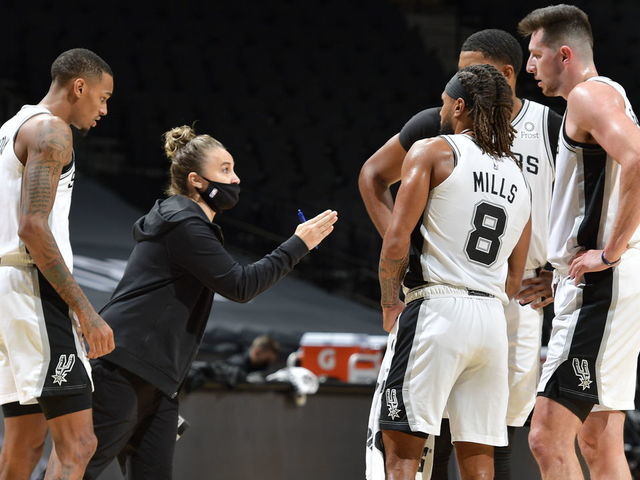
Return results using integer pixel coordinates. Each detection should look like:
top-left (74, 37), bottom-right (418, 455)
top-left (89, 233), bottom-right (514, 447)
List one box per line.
top-left (82, 125), bottom-right (338, 479)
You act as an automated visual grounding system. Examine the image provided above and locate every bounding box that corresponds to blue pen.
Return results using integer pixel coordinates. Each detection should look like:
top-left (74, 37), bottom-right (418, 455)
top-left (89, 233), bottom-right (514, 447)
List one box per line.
top-left (297, 209), bottom-right (319, 250)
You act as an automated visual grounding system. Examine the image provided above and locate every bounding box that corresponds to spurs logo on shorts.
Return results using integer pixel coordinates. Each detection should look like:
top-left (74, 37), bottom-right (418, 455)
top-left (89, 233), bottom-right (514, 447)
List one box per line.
top-left (386, 388), bottom-right (401, 420)
top-left (52, 354), bottom-right (76, 386)
top-left (572, 358), bottom-right (592, 391)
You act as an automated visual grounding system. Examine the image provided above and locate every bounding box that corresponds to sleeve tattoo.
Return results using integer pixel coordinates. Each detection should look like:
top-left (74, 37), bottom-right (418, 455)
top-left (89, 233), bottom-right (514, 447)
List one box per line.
top-left (19, 120), bottom-right (91, 315)
top-left (379, 252), bottom-right (409, 307)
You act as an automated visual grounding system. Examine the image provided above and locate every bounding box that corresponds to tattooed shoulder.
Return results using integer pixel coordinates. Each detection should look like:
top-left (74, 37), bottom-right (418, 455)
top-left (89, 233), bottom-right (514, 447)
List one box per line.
top-left (27, 115), bottom-right (72, 167)
top-left (21, 116), bottom-right (72, 217)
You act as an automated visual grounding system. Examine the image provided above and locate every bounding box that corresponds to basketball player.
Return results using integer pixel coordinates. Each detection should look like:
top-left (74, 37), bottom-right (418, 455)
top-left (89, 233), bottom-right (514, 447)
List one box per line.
top-left (361, 29), bottom-right (560, 480)
top-left (519, 5), bottom-right (640, 480)
top-left (373, 63), bottom-right (531, 480)
top-left (0, 49), bottom-right (115, 480)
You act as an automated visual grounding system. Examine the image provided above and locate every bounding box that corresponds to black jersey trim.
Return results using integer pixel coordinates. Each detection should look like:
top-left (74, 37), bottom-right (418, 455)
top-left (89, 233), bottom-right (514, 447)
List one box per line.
top-left (439, 135), bottom-right (460, 167)
top-left (542, 107), bottom-right (553, 171)
top-left (61, 154), bottom-right (75, 176)
top-left (511, 98), bottom-right (529, 127)
top-left (403, 210), bottom-right (428, 290)
top-left (557, 268), bottom-right (614, 404)
top-left (562, 113), bottom-right (605, 152)
top-left (35, 270), bottom-right (92, 397)
top-left (576, 148), bottom-right (607, 250)
top-left (546, 108), bottom-right (562, 169)
top-left (379, 300), bottom-right (421, 428)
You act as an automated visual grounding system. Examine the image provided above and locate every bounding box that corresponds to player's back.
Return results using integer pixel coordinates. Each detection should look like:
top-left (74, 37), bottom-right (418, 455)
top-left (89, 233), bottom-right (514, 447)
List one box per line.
top-left (0, 105), bottom-right (75, 268)
top-left (404, 133), bottom-right (531, 304)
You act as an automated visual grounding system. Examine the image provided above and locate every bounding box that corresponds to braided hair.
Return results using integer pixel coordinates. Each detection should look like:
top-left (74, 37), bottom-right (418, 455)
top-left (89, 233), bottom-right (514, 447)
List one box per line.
top-left (457, 64), bottom-right (515, 159)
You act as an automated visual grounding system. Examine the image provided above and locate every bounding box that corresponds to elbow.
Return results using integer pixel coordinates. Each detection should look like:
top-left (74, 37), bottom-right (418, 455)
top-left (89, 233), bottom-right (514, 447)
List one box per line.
top-left (358, 163), bottom-right (386, 196)
top-left (18, 217), bottom-right (45, 246)
top-left (223, 288), bottom-right (254, 304)
top-left (358, 163), bottom-right (374, 194)
top-left (234, 295), bottom-right (253, 304)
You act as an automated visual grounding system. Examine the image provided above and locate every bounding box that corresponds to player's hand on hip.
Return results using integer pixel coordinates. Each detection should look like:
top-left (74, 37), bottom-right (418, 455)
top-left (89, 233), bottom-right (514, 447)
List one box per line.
top-left (516, 269), bottom-right (554, 309)
top-left (569, 249), bottom-right (609, 283)
top-left (382, 302), bottom-right (404, 333)
top-left (79, 312), bottom-right (115, 359)
top-left (294, 209), bottom-right (338, 250)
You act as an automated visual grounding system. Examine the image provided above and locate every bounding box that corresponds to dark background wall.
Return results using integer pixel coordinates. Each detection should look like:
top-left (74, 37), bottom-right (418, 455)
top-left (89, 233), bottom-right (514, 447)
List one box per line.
top-left (2, 1), bottom-right (640, 478)
top-left (2, 0), bottom-right (639, 307)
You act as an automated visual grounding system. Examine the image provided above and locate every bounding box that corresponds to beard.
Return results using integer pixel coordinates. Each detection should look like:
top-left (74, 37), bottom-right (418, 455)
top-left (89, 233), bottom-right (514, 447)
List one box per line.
top-left (438, 117), bottom-right (455, 135)
top-left (541, 81), bottom-right (560, 97)
top-left (71, 125), bottom-right (90, 139)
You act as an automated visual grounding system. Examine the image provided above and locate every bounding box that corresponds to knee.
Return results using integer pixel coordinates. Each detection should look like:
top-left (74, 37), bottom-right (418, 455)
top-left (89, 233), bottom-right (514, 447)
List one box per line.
top-left (577, 429), bottom-right (599, 463)
top-left (24, 436), bottom-right (45, 463)
top-left (384, 452), bottom-right (421, 480)
top-left (0, 429), bottom-right (46, 462)
top-left (528, 423), bottom-right (562, 463)
top-left (384, 457), bottom-right (409, 479)
top-left (55, 431), bottom-right (97, 465)
top-left (459, 465), bottom-right (493, 480)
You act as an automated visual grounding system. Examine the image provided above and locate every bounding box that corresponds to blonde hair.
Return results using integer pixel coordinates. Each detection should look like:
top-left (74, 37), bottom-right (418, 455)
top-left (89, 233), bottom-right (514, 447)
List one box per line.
top-left (163, 125), bottom-right (225, 196)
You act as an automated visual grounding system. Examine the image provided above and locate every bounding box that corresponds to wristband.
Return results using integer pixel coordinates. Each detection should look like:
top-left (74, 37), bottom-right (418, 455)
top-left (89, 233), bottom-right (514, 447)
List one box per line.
top-left (601, 251), bottom-right (620, 266)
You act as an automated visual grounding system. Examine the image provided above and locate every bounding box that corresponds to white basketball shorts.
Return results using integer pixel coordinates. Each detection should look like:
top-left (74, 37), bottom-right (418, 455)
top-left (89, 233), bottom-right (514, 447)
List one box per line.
top-left (539, 249), bottom-right (640, 411)
top-left (373, 285), bottom-right (509, 447)
top-left (0, 266), bottom-right (92, 406)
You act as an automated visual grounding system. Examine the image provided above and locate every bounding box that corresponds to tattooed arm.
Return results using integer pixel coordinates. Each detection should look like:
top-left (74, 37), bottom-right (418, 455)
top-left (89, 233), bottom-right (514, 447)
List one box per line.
top-left (379, 254), bottom-right (409, 333)
top-left (379, 138), bottom-right (450, 332)
top-left (17, 115), bottom-right (114, 358)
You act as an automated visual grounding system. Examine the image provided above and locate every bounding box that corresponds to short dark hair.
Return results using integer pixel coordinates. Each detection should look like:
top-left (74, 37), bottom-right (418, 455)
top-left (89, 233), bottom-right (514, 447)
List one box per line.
top-left (461, 29), bottom-right (524, 76)
top-left (251, 335), bottom-right (281, 355)
top-left (50, 48), bottom-right (113, 85)
top-left (518, 4), bottom-right (593, 50)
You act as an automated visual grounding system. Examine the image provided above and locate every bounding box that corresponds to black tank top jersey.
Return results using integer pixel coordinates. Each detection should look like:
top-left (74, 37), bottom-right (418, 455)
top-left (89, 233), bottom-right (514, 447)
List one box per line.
top-left (398, 107), bottom-right (441, 151)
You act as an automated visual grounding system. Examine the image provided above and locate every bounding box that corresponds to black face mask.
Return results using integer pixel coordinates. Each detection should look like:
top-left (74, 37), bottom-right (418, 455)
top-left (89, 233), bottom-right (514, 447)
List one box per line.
top-left (198, 176), bottom-right (240, 212)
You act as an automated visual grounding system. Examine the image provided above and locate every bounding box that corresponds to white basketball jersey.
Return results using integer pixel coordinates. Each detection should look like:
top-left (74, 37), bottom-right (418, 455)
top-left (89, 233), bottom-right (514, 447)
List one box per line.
top-left (512, 99), bottom-right (556, 270)
top-left (548, 77), bottom-right (640, 272)
top-left (404, 134), bottom-right (531, 304)
top-left (0, 105), bottom-right (75, 270)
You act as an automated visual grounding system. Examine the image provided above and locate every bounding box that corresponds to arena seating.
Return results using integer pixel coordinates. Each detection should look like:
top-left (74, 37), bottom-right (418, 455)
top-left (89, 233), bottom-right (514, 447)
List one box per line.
top-left (0, 0), bottom-right (447, 305)
top-left (4, 0), bottom-right (639, 306)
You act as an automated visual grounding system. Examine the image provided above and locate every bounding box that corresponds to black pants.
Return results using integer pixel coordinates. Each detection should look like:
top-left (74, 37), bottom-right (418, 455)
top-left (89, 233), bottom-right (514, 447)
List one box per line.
top-left (84, 359), bottom-right (179, 480)
top-left (432, 419), bottom-right (515, 480)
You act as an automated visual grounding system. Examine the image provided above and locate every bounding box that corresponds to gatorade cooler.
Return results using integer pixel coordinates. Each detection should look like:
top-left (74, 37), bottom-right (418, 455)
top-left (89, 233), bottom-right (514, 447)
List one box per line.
top-left (298, 332), bottom-right (387, 383)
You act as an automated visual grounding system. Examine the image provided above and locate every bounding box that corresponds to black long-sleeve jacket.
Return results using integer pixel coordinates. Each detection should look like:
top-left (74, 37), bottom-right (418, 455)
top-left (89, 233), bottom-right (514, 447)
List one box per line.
top-left (100, 195), bottom-right (309, 397)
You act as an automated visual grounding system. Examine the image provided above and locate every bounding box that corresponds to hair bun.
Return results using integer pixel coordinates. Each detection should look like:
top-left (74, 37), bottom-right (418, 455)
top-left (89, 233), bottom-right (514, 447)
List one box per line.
top-left (163, 125), bottom-right (197, 160)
